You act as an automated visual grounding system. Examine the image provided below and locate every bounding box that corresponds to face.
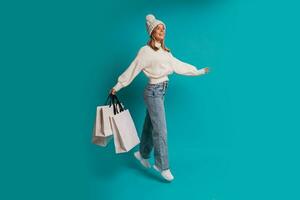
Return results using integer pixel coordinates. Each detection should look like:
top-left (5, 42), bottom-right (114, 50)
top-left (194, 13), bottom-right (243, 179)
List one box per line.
top-left (152, 24), bottom-right (165, 42)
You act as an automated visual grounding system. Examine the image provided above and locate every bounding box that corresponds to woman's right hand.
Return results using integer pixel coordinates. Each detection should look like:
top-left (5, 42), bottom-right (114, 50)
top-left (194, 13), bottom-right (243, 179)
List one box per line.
top-left (110, 88), bottom-right (116, 95)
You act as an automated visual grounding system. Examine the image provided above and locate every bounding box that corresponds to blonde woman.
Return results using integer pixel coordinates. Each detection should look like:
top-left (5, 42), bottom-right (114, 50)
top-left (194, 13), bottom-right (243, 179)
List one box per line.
top-left (110, 14), bottom-right (210, 181)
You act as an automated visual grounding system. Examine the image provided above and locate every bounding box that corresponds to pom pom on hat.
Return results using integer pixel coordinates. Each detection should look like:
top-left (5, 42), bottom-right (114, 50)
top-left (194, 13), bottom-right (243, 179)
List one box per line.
top-left (145, 14), bottom-right (166, 36)
top-left (146, 14), bottom-right (155, 22)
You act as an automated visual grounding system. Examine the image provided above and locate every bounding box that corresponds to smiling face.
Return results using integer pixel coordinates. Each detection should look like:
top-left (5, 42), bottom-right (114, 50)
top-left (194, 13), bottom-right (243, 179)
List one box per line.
top-left (151, 24), bottom-right (165, 42)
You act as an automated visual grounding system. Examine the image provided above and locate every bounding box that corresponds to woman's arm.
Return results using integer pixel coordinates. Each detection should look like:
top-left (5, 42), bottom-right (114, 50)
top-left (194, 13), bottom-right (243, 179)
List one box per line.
top-left (112, 48), bottom-right (147, 92)
top-left (170, 52), bottom-right (207, 76)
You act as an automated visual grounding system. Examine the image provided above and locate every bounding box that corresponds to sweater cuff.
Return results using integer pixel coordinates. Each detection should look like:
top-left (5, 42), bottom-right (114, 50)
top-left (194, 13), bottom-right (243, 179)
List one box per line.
top-left (113, 82), bottom-right (123, 92)
top-left (197, 68), bottom-right (206, 75)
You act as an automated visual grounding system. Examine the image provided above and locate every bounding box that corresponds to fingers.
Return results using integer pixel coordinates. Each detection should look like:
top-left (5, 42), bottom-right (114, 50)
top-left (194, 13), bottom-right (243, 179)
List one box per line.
top-left (205, 67), bottom-right (210, 73)
top-left (110, 88), bottom-right (116, 95)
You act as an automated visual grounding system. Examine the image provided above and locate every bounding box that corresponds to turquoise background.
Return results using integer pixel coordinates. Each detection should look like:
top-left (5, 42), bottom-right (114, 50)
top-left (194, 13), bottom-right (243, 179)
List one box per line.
top-left (1, 0), bottom-right (299, 199)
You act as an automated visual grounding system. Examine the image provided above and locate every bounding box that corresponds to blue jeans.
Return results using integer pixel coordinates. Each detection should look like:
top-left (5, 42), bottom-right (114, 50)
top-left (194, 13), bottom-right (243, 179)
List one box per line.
top-left (139, 80), bottom-right (169, 170)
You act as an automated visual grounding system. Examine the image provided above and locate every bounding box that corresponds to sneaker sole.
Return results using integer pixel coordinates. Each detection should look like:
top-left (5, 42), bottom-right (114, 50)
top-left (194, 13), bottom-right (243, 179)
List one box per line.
top-left (153, 165), bottom-right (174, 182)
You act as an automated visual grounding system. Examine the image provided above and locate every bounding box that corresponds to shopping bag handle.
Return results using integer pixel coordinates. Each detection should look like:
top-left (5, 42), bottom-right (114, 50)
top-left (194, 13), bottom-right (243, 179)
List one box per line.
top-left (111, 94), bottom-right (124, 115)
top-left (106, 94), bottom-right (119, 115)
top-left (113, 95), bottom-right (124, 111)
top-left (104, 94), bottom-right (115, 107)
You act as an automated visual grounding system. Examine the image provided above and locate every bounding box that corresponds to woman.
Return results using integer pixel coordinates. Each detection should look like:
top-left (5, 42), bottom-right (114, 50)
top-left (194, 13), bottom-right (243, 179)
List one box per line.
top-left (110, 14), bottom-right (210, 181)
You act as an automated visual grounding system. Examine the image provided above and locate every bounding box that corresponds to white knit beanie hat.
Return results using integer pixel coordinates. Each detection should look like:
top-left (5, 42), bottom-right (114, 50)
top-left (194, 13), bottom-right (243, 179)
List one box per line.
top-left (146, 14), bottom-right (166, 36)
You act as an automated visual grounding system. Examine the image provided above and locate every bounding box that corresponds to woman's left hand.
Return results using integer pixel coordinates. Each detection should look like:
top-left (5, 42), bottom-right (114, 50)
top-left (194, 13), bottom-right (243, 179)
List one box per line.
top-left (204, 67), bottom-right (210, 74)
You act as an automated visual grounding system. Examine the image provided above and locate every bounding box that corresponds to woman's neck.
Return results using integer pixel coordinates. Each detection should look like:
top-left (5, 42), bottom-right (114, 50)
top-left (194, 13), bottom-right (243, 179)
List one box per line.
top-left (154, 40), bottom-right (162, 48)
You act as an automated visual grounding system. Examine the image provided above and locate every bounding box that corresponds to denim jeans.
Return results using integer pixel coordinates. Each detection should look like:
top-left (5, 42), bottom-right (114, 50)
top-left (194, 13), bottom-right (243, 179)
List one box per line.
top-left (139, 80), bottom-right (169, 170)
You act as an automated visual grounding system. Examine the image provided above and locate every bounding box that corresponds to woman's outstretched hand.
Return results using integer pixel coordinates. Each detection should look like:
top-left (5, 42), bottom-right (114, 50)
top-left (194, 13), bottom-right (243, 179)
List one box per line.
top-left (204, 67), bottom-right (210, 74)
top-left (110, 88), bottom-right (116, 95)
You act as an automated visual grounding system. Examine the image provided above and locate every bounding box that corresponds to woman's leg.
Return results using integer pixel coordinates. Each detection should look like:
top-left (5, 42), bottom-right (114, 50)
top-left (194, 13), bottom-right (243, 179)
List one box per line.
top-left (139, 109), bottom-right (153, 159)
top-left (144, 95), bottom-right (169, 171)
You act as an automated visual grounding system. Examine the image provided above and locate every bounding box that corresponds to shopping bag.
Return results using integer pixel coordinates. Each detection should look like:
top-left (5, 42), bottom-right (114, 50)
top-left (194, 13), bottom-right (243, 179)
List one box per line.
top-left (91, 94), bottom-right (115, 147)
top-left (110, 95), bottom-right (140, 154)
top-left (92, 118), bottom-right (113, 147)
top-left (100, 95), bottom-right (124, 136)
top-left (92, 105), bottom-right (105, 137)
top-left (100, 105), bottom-right (114, 136)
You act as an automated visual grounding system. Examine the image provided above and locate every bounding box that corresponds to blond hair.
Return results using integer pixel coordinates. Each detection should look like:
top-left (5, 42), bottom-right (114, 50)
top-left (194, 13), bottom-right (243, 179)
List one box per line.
top-left (147, 26), bottom-right (170, 52)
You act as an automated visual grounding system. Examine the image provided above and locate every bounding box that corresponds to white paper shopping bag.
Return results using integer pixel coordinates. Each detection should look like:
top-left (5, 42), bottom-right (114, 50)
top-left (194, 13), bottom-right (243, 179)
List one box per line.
top-left (110, 109), bottom-right (140, 154)
top-left (91, 117), bottom-right (113, 147)
top-left (100, 105), bottom-right (115, 136)
top-left (91, 94), bottom-right (116, 147)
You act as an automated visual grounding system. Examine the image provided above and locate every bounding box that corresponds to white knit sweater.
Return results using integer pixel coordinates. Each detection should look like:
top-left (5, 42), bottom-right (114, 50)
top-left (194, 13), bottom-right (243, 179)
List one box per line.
top-left (113, 42), bottom-right (206, 92)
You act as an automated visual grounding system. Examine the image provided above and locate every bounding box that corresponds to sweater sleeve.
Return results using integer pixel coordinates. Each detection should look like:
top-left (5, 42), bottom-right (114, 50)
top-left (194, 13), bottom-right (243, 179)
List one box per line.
top-left (169, 52), bottom-right (206, 76)
top-left (113, 48), bottom-right (147, 92)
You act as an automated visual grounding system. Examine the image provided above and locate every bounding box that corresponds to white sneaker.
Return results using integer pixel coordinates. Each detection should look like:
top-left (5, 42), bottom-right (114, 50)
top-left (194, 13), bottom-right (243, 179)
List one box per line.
top-left (134, 151), bottom-right (151, 168)
top-left (153, 165), bottom-right (174, 181)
